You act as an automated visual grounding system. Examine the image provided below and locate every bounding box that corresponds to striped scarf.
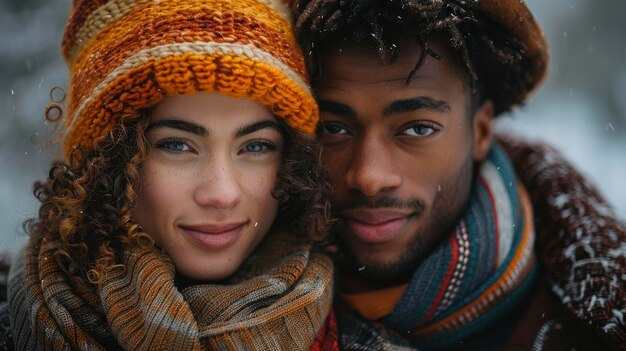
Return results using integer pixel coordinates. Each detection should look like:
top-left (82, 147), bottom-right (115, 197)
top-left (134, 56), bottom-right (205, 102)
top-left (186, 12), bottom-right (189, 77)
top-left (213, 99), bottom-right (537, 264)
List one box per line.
top-left (340, 144), bottom-right (537, 350)
top-left (8, 228), bottom-right (334, 350)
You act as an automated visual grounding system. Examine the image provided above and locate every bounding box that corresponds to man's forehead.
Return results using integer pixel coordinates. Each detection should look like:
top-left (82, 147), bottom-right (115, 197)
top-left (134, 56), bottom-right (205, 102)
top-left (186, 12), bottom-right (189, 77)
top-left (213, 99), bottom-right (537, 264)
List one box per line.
top-left (317, 38), bottom-right (453, 86)
top-left (322, 37), bottom-right (423, 66)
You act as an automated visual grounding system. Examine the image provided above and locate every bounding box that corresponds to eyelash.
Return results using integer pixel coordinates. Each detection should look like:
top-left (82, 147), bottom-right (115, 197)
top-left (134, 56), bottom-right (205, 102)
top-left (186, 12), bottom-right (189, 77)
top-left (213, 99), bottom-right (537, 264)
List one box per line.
top-left (320, 121), bottom-right (439, 136)
top-left (155, 137), bottom-right (193, 153)
top-left (400, 121), bottom-right (440, 137)
top-left (155, 138), bottom-right (278, 153)
top-left (320, 122), bottom-right (349, 136)
top-left (242, 139), bottom-right (277, 154)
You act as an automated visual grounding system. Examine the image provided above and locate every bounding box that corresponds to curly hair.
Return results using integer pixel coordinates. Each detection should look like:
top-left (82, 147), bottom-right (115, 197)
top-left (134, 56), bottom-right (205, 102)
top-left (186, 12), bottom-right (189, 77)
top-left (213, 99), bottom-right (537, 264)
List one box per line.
top-left (25, 110), bottom-right (333, 285)
top-left (293, 0), bottom-right (536, 114)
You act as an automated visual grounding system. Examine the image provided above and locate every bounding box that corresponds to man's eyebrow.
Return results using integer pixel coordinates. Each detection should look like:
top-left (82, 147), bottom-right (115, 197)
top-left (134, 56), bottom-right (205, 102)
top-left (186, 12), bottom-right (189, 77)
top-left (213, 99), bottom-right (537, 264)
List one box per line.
top-left (145, 119), bottom-right (208, 136)
top-left (318, 99), bottom-right (357, 118)
top-left (235, 120), bottom-right (283, 137)
top-left (384, 97), bottom-right (451, 116)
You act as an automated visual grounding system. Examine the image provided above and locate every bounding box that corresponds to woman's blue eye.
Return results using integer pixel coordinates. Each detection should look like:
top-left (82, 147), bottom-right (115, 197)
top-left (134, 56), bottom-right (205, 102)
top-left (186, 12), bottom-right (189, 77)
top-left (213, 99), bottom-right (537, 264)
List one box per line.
top-left (156, 139), bottom-right (192, 152)
top-left (245, 143), bottom-right (266, 153)
top-left (243, 140), bottom-right (276, 154)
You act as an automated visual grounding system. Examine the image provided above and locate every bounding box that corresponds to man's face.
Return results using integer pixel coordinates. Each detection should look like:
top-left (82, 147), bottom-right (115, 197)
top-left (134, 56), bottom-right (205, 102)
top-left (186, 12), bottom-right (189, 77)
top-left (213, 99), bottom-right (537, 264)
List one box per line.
top-left (315, 38), bottom-right (493, 285)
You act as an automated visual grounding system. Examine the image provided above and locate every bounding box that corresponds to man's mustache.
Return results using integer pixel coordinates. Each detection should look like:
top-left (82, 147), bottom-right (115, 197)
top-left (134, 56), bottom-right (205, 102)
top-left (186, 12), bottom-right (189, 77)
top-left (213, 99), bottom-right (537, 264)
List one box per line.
top-left (332, 195), bottom-right (426, 214)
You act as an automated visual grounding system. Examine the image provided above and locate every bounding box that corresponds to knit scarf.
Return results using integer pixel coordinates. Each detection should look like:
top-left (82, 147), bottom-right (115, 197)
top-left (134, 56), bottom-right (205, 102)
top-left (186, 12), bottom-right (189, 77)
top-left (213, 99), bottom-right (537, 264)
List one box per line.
top-left (339, 144), bottom-right (537, 350)
top-left (8, 228), bottom-right (334, 350)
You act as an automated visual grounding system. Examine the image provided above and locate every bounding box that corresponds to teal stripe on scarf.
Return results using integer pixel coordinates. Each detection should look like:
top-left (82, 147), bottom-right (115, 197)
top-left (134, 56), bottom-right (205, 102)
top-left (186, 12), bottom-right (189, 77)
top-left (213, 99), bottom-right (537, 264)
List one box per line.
top-left (424, 262), bottom-right (538, 350)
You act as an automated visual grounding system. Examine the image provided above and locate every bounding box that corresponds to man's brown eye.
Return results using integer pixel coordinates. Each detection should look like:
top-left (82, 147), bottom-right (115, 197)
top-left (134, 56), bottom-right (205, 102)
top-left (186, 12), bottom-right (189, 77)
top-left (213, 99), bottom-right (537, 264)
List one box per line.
top-left (322, 122), bottom-right (348, 135)
top-left (403, 124), bottom-right (437, 137)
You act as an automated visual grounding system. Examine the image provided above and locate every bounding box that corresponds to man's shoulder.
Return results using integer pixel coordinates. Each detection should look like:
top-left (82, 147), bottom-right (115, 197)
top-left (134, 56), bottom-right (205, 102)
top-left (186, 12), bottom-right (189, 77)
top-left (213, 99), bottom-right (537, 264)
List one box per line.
top-left (500, 274), bottom-right (605, 350)
top-left (499, 135), bottom-right (626, 349)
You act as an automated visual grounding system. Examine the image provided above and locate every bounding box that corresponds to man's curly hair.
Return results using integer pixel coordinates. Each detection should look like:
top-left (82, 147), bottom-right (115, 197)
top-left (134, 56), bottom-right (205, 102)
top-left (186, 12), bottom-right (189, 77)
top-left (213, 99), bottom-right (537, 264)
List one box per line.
top-left (25, 111), bottom-right (332, 285)
top-left (293, 0), bottom-right (537, 114)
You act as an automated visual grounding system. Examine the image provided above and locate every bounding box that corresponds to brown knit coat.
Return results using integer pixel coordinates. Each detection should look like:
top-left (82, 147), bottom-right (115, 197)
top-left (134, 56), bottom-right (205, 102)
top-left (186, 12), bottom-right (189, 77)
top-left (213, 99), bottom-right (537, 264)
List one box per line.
top-left (499, 135), bottom-right (626, 350)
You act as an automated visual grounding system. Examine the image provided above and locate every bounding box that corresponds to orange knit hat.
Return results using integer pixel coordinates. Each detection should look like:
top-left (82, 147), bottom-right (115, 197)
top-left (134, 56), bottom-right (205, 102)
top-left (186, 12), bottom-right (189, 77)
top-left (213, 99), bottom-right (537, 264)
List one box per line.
top-left (61, 0), bottom-right (318, 157)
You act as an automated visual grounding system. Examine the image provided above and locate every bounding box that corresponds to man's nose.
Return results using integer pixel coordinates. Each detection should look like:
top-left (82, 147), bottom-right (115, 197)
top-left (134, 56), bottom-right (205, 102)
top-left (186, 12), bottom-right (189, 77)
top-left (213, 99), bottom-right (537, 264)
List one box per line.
top-left (344, 136), bottom-right (402, 197)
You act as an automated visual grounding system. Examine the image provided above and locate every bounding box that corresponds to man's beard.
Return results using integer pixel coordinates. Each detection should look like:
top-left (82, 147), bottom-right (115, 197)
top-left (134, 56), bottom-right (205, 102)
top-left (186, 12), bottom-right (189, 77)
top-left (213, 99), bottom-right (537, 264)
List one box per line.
top-left (334, 204), bottom-right (461, 287)
top-left (332, 168), bottom-right (474, 287)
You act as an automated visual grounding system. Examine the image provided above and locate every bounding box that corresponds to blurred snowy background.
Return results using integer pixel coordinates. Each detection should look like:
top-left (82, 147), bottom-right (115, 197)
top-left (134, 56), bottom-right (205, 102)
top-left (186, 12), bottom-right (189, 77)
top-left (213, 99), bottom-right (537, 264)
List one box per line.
top-left (1, 0), bottom-right (625, 251)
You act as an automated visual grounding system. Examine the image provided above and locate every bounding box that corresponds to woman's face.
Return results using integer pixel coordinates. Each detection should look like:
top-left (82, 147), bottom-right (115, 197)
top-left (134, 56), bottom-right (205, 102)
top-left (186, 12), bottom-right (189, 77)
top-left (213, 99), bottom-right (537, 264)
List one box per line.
top-left (133, 93), bottom-right (283, 281)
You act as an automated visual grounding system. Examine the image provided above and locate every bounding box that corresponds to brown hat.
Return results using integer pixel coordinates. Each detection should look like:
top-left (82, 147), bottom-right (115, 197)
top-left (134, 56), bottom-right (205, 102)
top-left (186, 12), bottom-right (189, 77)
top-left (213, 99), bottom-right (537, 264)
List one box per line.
top-left (476, 0), bottom-right (548, 113)
top-left (61, 0), bottom-right (318, 158)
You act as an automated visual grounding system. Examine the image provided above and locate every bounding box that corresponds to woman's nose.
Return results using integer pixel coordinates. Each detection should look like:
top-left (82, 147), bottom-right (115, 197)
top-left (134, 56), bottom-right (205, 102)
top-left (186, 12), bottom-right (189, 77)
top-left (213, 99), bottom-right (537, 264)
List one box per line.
top-left (193, 160), bottom-right (242, 209)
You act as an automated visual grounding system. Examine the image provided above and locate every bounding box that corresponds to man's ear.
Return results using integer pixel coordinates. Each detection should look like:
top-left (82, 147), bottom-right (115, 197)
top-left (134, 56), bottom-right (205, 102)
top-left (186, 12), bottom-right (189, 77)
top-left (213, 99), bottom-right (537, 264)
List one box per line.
top-left (472, 100), bottom-right (494, 162)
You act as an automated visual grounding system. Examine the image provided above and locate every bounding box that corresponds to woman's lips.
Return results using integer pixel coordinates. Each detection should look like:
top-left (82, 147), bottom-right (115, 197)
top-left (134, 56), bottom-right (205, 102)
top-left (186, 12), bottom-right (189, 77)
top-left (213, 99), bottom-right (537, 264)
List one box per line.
top-left (180, 222), bottom-right (247, 249)
top-left (341, 209), bottom-right (413, 244)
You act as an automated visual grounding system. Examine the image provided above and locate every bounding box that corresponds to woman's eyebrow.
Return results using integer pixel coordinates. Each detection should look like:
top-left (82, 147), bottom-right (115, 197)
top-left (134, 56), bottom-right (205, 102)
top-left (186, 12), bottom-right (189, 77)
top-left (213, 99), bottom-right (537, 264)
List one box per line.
top-left (235, 120), bottom-right (282, 137)
top-left (145, 119), bottom-right (208, 136)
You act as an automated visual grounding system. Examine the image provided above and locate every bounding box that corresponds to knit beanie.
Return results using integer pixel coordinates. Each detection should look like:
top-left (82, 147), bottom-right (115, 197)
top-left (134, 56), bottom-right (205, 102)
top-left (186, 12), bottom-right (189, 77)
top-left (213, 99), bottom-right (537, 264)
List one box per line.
top-left (61, 0), bottom-right (318, 157)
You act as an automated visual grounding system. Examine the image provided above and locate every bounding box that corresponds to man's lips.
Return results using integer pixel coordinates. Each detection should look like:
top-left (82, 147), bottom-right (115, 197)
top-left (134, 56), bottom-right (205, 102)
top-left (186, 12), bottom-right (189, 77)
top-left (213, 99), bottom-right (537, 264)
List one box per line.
top-left (180, 222), bottom-right (247, 249)
top-left (340, 209), bottom-right (413, 244)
